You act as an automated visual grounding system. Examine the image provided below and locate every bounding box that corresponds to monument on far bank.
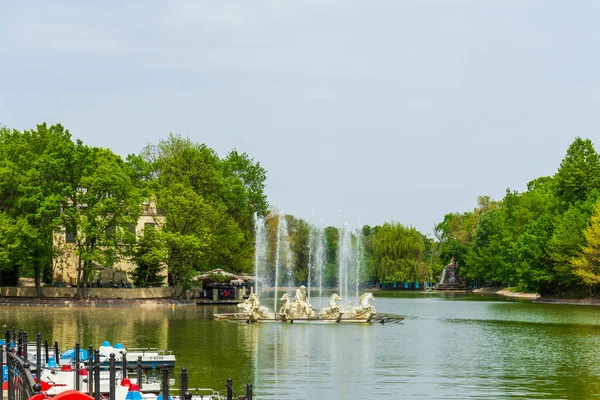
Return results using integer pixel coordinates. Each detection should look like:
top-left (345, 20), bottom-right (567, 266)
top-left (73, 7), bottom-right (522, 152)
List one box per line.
top-left (435, 256), bottom-right (466, 290)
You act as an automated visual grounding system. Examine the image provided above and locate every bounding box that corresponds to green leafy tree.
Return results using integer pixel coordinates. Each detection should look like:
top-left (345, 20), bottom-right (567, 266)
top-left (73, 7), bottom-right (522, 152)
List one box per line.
top-left (323, 226), bottom-right (339, 286)
top-left (371, 222), bottom-right (425, 284)
top-left (0, 124), bottom-right (76, 296)
top-left (570, 200), bottom-right (600, 294)
top-left (144, 135), bottom-right (252, 296)
top-left (286, 215), bottom-right (310, 285)
top-left (60, 146), bottom-right (141, 297)
top-left (547, 194), bottom-right (598, 291)
top-left (130, 225), bottom-right (167, 287)
top-left (553, 137), bottom-right (600, 208)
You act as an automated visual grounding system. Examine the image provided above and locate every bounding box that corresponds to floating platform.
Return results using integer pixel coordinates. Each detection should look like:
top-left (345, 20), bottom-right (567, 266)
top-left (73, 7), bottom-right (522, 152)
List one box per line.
top-left (214, 313), bottom-right (404, 324)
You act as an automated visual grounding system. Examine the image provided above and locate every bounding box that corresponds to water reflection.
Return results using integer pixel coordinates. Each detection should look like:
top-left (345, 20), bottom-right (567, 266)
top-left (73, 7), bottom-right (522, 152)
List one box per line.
top-left (251, 323), bottom-right (375, 399)
top-left (2, 296), bottom-right (600, 399)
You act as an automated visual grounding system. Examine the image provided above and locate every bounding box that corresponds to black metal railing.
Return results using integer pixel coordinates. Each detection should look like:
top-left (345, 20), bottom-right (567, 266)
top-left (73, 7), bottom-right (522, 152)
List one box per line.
top-left (5, 349), bottom-right (39, 400)
top-left (2, 327), bottom-right (255, 400)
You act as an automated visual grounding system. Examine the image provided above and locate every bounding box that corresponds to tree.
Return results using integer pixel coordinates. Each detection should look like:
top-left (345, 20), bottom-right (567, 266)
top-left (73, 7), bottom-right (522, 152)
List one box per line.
top-left (130, 225), bottom-right (167, 287)
top-left (371, 222), bottom-right (425, 284)
top-left (570, 200), bottom-right (600, 294)
top-left (0, 124), bottom-right (75, 296)
top-left (553, 137), bottom-right (600, 208)
top-left (143, 135), bottom-right (252, 296)
top-left (286, 215), bottom-right (310, 285)
top-left (59, 146), bottom-right (141, 297)
top-left (323, 226), bottom-right (339, 286)
top-left (547, 194), bottom-right (598, 291)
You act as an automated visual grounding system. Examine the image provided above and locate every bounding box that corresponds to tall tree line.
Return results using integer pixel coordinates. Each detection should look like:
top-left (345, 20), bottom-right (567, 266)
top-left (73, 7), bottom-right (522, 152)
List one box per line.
top-left (0, 125), bottom-right (268, 298)
top-left (3, 123), bottom-right (600, 298)
top-left (437, 138), bottom-right (600, 296)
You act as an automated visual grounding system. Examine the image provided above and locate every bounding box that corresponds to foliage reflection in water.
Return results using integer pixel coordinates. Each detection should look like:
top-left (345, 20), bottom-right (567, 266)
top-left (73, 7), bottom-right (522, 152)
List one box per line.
top-left (2, 294), bottom-right (600, 398)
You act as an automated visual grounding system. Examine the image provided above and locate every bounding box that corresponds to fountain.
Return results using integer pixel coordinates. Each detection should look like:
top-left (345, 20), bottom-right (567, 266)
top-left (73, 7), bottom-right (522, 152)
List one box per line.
top-left (435, 257), bottom-right (466, 290)
top-left (338, 222), bottom-right (353, 303)
top-left (338, 221), bottom-right (364, 305)
top-left (253, 213), bottom-right (268, 295)
top-left (354, 226), bottom-right (363, 302)
top-left (307, 224), bottom-right (326, 307)
top-left (253, 210), bottom-right (366, 314)
top-left (222, 287), bottom-right (380, 323)
top-left (273, 210), bottom-right (293, 312)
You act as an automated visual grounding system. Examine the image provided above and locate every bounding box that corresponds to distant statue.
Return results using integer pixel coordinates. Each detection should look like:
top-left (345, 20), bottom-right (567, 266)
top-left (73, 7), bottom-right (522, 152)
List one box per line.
top-left (440, 257), bottom-right (458, 284)
top-left (343, 293), bottom-right (376, 321)
top-left (319, 293), bottom-right (343, 319)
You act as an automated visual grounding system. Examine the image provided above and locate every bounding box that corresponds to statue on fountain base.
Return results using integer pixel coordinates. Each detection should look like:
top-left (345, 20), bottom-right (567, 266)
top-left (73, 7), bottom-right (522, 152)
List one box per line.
top-left (319, 293), bottom-right (343, 319)
top-left (342, 293), bottom-right (376, 321)
top-left (237, 293), bottom-right (271, 320)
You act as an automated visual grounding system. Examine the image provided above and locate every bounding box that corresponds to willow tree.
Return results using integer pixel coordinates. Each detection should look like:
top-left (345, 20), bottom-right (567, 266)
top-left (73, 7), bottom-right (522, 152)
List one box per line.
top-left (371, 222), bottom-right (426, 284)
top-left (570, 201), bottom-right (600, 295)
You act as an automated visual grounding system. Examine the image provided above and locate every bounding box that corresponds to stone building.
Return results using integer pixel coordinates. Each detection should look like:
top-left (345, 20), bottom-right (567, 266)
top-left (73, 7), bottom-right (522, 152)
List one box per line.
top-left (52, 203), bottom-right (165, 287)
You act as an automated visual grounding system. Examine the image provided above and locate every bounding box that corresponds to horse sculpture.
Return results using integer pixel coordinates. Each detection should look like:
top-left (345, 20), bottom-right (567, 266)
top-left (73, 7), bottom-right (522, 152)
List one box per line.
top-left (237, 293), bottom-right (270, 320)
top-left (343, 293), bottom-right (376, 320)
top-left (319, 293), bottom-right (343, 319)
top-left (279, 293), bottom-right (293, 320)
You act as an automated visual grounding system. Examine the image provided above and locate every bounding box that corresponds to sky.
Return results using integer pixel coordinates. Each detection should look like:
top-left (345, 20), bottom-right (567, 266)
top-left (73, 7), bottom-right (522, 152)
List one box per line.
top-left (1, 0), bottom-right (599, 235)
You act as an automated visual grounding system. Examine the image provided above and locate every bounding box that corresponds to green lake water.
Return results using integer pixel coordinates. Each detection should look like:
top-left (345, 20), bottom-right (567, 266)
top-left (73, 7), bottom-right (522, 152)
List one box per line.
top-left (2, 292), bottom-right (600, 399)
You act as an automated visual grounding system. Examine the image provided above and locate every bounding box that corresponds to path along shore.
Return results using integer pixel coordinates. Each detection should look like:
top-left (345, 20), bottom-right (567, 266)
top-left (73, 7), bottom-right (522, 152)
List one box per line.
top-left (1, 287), bottom-right (599, 307)
top-left (472, 287), bottom-right (540, 300)
top-left (0, 297), bottom-right (196, 307)
top-left (472, 287), bottom-right (600, 306)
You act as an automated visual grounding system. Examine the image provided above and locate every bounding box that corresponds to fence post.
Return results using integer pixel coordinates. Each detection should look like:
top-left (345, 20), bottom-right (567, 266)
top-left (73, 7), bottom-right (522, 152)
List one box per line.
top-left (75, 342), bottom-right (80, 391)
top-left (94, 350), bottom-right (100, 400)
top-left (246, 384), bottom-right (253, 400)
top-left (137, 356), bottom-right (143, 389)
top-left (0, 344), bottom-right (4, 400)
top-left (180, 368), bottom-right (188, 395)
top-left (161, 365), bottom-right (169, 400)
top-left (36, 334), bottom-right (42, 384)
top-left (23, 332), bottom-right (28, 359)
top-left (7, 353), bottom-right (14, 400)
top-left (88, 346), bottom-right (94, 396)
top-left (44, 339), bottom-right (49, 364)
top-left (121, 351), bottom-right (127, 375)
top-left (5, 330), bottom-right (9, 346)
top-left (226, 378), bottom-right (233, 400)
top-left (109, 353), bottom-right (116, 400)
top-left (54, 341), bottom-right (60, 366)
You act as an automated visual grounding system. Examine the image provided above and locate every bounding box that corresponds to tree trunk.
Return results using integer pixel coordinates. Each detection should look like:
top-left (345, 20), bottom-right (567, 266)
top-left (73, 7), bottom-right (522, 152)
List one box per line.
top-left (34, 267), bottom-right (43, 298)
top-left (77, 255), bottom-right (83, 299)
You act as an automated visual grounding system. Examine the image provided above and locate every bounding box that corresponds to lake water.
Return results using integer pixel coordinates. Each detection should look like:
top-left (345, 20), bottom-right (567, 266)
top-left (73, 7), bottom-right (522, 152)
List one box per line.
top-left (2, 292), bottom-right (600, 399)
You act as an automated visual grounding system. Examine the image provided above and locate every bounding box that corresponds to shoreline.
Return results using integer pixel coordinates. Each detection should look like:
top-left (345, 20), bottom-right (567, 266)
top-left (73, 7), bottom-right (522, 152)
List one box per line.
top-left (472, 287), bottom-right (540, 300)
top-left (532, 298), bottom-right (600, 306)
top-left (0, 297), bottom-right (197, 307)
top-left (2, 287), bottom-right (600, 307)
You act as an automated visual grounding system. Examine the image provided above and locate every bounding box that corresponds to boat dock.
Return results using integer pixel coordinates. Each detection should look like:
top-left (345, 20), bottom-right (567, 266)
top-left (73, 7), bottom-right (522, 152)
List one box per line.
top-left (1, 328), bottom-right (254, 400)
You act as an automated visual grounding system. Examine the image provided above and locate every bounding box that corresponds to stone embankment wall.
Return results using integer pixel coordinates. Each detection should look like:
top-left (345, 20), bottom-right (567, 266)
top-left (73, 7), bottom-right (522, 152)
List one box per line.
top-left (0, 286), bottom-right (171, 299)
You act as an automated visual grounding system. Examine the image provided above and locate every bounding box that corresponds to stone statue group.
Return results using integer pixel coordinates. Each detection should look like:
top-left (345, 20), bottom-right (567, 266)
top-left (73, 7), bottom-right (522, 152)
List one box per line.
top-left (238, 285), bottom-right (377, 322)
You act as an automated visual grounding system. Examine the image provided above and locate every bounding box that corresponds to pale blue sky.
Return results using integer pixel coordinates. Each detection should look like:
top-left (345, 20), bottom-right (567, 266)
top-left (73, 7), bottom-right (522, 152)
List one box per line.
top-left (1, 0), bottom-right (599, 234)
